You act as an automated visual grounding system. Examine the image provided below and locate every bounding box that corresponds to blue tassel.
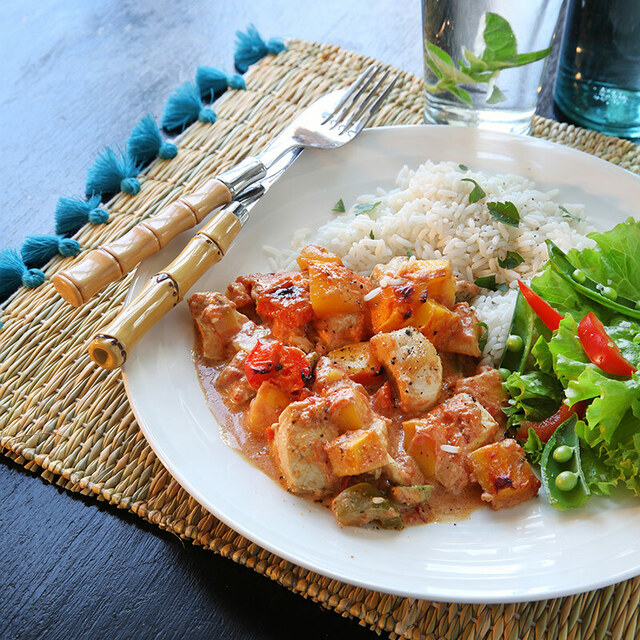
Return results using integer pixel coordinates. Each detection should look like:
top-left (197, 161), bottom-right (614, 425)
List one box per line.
top-left (234, 25), bottom-right (286, 73)
top-left (196, 66), bottom-right (246, 101)
top-left (0, 249), bottom-right (46, 299)
top-left (21, 235), bottom-right (81, 268)
top-left (162, 82), bottom-right (217, 132)
top-left (127, 114), bottom-right (178, 167)
top-left (55, 195), bottom-right (109, 236)
top-left (86, 147), bottom-right (141, 199)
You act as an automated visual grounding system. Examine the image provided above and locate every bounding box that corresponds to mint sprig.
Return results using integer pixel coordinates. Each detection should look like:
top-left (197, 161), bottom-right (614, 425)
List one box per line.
top-left (425, 12), bottom-right (552, 105)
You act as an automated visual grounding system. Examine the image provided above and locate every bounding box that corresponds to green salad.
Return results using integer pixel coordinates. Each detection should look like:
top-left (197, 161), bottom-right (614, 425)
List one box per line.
top-left (500, 217), bottom-right (640, 510)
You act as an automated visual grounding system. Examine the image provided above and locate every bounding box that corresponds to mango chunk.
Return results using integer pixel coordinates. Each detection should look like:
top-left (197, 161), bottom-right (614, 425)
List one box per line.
top-left (468, 439), bottom-right (541, 509)
top-left (326, 386), bottom-right (372, 432)
top-left (308, 262), bottom-right (369, 318)
top-left (325, 428), bottom-right (388, 476)
top-left (246, 381), bottom-right (290, 436)
top-left (297, 244), bottom-right (343, 270)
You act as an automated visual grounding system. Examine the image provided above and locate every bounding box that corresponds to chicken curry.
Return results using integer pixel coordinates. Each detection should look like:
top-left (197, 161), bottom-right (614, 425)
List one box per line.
top-left (188, 245), bottom-right (540, 529)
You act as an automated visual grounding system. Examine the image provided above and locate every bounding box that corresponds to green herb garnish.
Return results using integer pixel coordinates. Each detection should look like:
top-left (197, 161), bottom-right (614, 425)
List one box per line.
top-left (487, 200), bottom-right (520, 227)
top-left (461, 178), bottom-right (486, 203)
top-left (458, 164), bottom-right (469, 171)
top-left (353, 201), bottom-right (381, 216)
top-left (498, 251), bottom-right (524, 269)
top-left (559, 204), bottom-right (582, 222)
top-left (424, 12), bottom-right (552, 105)
top-left (478, 322), bottom-right (489, 352)
top-left (369, 230), bottom-right (375, 240)
top-left (332, 198), bottom-right (345, 213)
top-left (474, 275), bottom-right (508, 292)
top-left (406, 249), bottom-right (414, 258)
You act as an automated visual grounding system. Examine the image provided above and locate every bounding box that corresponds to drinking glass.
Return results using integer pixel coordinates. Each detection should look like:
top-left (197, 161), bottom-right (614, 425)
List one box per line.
top-left (554, 0), bottom-right (640, 139)
top-left (422, 0), bottom-right (563, 135)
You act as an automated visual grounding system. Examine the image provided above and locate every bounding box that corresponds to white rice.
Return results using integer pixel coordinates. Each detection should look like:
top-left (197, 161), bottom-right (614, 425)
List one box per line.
top-left (265, 161), bottom-right (595, 364)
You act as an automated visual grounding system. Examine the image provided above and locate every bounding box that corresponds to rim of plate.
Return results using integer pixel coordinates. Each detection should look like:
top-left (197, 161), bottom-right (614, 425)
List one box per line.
top-left (123, 124), bottom-right (640, 603)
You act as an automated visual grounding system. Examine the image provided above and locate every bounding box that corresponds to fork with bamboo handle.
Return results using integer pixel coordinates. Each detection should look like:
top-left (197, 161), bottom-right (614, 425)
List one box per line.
top-left (54, 64), bottom-right (395, 308)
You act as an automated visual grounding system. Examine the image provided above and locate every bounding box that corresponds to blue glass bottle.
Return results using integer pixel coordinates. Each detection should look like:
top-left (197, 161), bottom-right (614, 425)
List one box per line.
top-left (554, 0), bottom-right (640, 139)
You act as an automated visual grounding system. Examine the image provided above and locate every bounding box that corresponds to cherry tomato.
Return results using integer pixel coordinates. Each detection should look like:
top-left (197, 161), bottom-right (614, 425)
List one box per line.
top-left (517, 280), bottom-right (564, 331)
top-left (516, 400), bottom-right (587, 443)
top-left (577, 312), bottom-right (637, 377)
top-left (244, 341), bottom-right (311, 392)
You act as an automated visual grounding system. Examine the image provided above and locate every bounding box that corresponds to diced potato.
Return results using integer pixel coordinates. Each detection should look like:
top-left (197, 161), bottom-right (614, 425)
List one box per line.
top-left (411, 298), bottom-right (461, 348)
top-left (297, 244), bottom-right (343, 270)
top-left (390, 485), bottom-right (433, 506)
top-left (441, 302), bottom-right (482, 357)
top-left (325, 429), bottom-right (388, 476)
top-left (327, 342), bottom-right (384, 386)
top-left (326, 386), bottom-right (372, 432)
top-left (308, 263), bottom-right (369, 318)
top-left (246, 381), bottom-right (290, 436)
top-left (468, 439), bottom-right (541, 509)
top-left (370, 327), bottom-right (442, 414)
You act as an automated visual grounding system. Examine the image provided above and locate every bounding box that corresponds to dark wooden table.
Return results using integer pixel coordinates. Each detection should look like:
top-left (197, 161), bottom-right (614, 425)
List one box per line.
top-left (0, 2), bottom-right (565, 638)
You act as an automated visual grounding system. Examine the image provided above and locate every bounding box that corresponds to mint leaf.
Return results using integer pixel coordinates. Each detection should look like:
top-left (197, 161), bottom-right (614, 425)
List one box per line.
top-left (498, 251), bottom-right (524, 269)
top-left (486, 84), bottom-right (507, 104)
top-left (482, 12), bottom-right (517, 64)
top-left (332, 198), bottom-right (345, 213)
top-left (461, 178), bottom-right (486, 203)
top-left (512, 47), bottom-right (553, 68)
top-left (449, 85), bottom-right (472, 105)
top-left (487, 200), bottom-right (520, 227)
top-left (353, 201), bottom-right (381, 216)
top-left (474, 275), bottom-right (508, 292)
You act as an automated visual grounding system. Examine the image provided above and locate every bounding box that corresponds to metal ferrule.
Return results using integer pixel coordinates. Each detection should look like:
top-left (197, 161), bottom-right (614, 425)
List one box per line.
top-left (222, 200), bottom-right (250, 226)
top-left (217, 157), bottom-right (266, 198)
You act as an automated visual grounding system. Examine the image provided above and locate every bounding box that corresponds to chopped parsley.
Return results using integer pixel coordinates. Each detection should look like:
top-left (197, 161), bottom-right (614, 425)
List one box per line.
top-left (474, 274), bottom-right (508, 292)
top-left (487, 200), bottom-right (520, 227)
top-left (498, 251), bottom-right (524, 269)
top-left (353, 201), bottom-right (381, 216)
top-left (461, 178), bottom-right (486, 203)
top-left (332, 198), bottom-right (345, 213)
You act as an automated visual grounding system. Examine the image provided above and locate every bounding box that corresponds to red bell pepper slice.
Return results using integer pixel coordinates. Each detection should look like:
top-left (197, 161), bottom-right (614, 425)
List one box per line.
top-left (516, 400), bottom-right (587, 443)
top-left (577, 312), bottom-right (637, 377)
top-left (517, 280), bottom-right (564, 331)
top-left (245, 340), bottom-right (312, 392)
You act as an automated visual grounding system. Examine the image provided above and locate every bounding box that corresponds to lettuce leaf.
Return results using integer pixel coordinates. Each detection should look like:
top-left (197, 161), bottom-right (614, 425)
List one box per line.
top-left (503, 370), bottom-right (563, 426)
top-left (598, 409), bottom-right (640, 496)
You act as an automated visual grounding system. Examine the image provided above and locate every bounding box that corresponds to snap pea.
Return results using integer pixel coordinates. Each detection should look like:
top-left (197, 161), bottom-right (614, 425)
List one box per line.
top-left (545, 240), bottom-right (640, 319)
top-left (540, 414), bottom-right (590, 510)
top-left (499, 290), bottom-right (535, 373)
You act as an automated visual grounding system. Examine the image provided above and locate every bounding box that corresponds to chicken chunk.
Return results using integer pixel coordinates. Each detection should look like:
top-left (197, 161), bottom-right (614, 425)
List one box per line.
top-left (188, 292), bottom-right (250, 361)
top-left (403, 393), bottom-right (501, 491)
top-left (455, 279), bottom-right (480, 303)
top-left (272, 396), bottom-right (339, 496)
top-left (313, 312), bottom-right (369, 353)
top-left (441, 302), bottom-right (482, 357)
top-left (370, 327), bottom-right (442, 414)
top-left (454, 367), bottom-right (508, 427)
top-left (216, 351), bottom-right (256, 406)
top-left (468, 439), bottom-right (540, 509)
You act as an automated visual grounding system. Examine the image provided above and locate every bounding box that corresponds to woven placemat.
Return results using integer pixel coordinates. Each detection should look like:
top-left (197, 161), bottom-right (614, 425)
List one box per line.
top-left (2, 39), bottom-right (640, 640)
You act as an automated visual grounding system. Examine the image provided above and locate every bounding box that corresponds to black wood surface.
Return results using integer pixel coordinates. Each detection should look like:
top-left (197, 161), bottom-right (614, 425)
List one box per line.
top-left (0, 2), bottom-right (564, 639)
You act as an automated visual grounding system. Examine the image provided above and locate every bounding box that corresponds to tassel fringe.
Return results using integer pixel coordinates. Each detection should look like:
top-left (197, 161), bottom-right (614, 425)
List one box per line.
top-left (21, 235), bottom-right (81, 268)
top-left (127, 114), bottom-right (178, 167)
top-left (86, 147), bottom-right (141, 199)
top-left (234, 24), bottom-right (286, 73)
top-left (0, 249), bottom-right (46, 299)
top-left (55, 195), bottom-right (109, 236)
top-left (196, 66), bottom-right (246, 101)
top-left (162, 82), bottom-right (217, 132)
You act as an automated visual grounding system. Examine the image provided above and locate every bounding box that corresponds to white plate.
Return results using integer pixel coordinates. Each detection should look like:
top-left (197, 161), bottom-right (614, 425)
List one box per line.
top-left (123, 126), bottom-right (640, 603)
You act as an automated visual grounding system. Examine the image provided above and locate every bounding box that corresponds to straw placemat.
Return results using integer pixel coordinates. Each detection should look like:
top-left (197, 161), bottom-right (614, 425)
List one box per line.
top-left (2, 39), bottom-right (640, 640)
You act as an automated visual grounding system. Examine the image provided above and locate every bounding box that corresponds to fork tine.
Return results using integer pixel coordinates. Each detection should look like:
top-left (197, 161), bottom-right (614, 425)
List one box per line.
top-left (320, 65), bottom-right (378, 125)
top-left (339, 69), bottom-right (391, 131)
top-left (347, 74), bottom-right (399, 134)
top-left (326, 64), bottom-right (382, 126)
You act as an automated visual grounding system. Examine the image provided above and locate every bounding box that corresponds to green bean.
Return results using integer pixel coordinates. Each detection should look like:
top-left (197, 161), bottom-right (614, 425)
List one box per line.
top-left (545, 240), bottom-right (640, 319)
top-left (540, 414), bottom-right (590, 510)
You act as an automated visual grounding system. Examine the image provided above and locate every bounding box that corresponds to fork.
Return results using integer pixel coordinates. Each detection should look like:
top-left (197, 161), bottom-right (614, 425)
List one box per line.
top-left (53, 65), bottom-right (398, 309)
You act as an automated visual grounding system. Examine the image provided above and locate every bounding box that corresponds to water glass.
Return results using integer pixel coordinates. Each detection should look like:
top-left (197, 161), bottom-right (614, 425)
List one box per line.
top-left (422, 0), bottom-right (563, 135)
top-left (554, 0), bottom-right (640, 139)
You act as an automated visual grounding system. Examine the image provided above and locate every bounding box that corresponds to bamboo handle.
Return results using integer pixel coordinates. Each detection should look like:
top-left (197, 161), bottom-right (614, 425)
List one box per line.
top-left (53, 179), bottom-right (232, 307)
top-left (87, 208), bottom-right (242, 370)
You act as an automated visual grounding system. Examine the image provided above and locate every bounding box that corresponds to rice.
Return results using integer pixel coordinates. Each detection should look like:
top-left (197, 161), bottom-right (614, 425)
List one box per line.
top-left (265, 160), bottom-right (595, 364)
